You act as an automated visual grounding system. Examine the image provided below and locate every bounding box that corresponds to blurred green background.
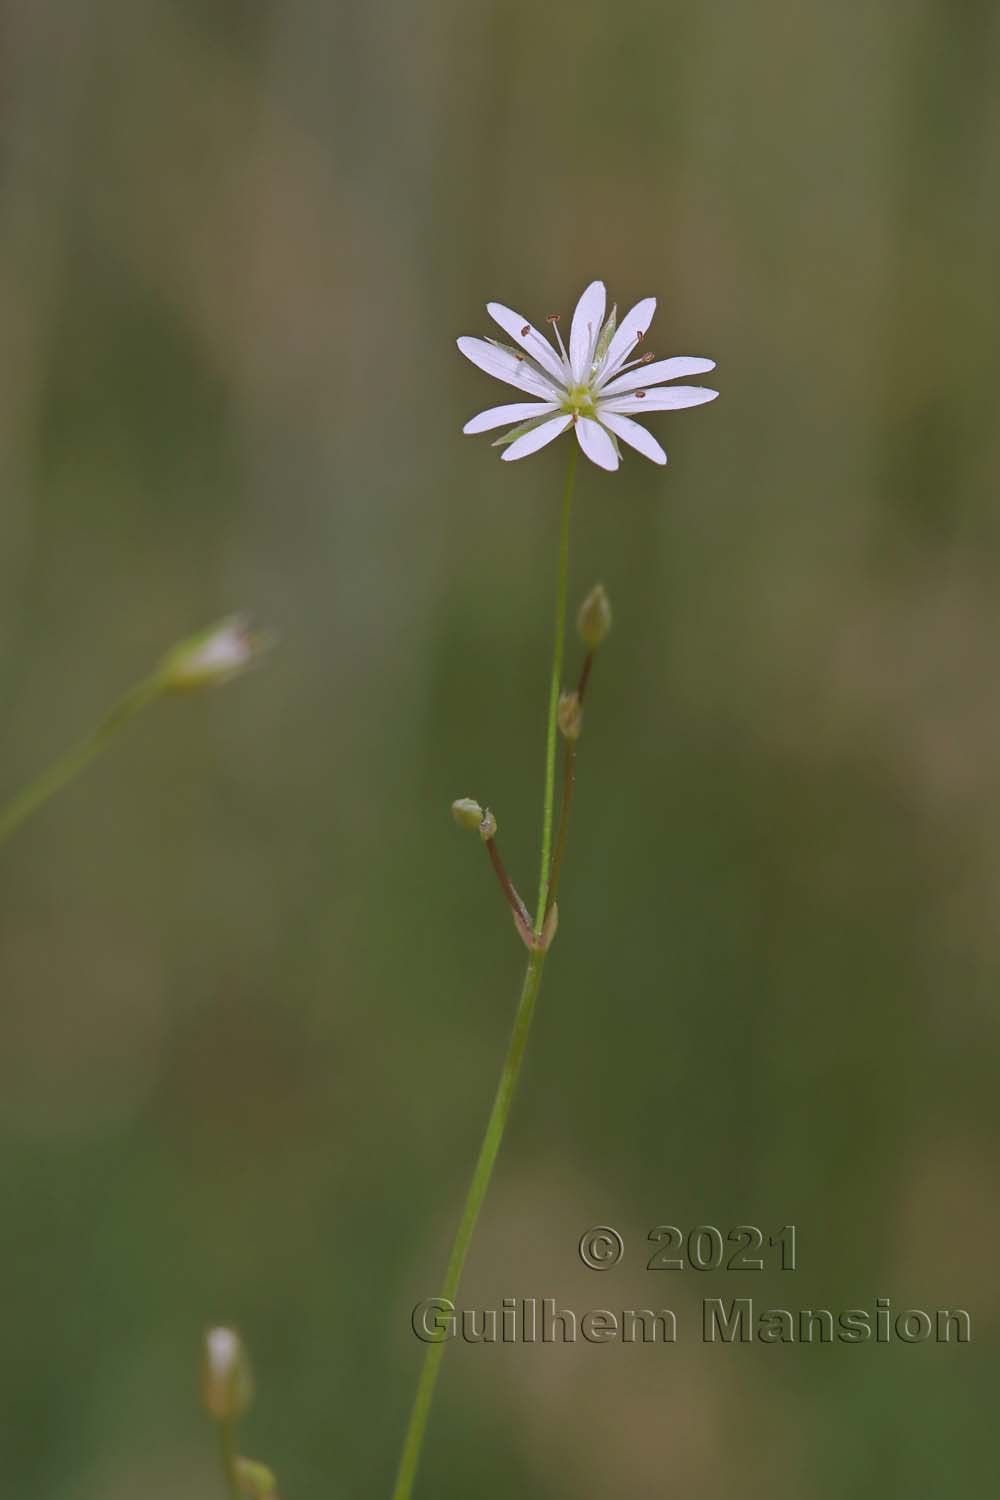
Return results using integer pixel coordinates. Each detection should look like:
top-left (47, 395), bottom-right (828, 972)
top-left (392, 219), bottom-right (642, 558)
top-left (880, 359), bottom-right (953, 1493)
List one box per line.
top-left (1, 1), bottom-right (998, 1496)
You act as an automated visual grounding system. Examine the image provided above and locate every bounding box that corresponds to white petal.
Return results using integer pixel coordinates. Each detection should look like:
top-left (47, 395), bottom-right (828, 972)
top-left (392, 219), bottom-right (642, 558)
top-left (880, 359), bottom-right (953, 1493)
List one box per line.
top-left (599, 386), bottom-right (719, 414)
top-left (574, 415), bottom-right (619, 472)
top-left (600, 356), bottom-right (716, 397)
top-left (598, 411), bottom-right (667, 465)
top-left (599, 297), bottom-right (657, 381)
top-left (457, 336), bottom-right (558, 398)
top-left (501, 413), bottom-right (572, 462)
top-left (463, 401), bottom-right (558, 434)
top-left (486, 304), bottom-right (567, 386)
top-left (569, 280), bottom-right (606, 383)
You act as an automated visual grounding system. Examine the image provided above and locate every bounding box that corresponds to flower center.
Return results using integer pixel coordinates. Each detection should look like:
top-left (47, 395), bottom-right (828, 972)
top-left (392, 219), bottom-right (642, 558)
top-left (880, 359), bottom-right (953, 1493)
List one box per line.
top-left (562, 384), bottom-right (596, 418)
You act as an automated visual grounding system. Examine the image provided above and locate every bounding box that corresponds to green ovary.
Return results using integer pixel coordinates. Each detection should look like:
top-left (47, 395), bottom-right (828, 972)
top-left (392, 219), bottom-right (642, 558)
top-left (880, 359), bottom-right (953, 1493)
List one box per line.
top-left (562, 385), bottom-right (597, 418)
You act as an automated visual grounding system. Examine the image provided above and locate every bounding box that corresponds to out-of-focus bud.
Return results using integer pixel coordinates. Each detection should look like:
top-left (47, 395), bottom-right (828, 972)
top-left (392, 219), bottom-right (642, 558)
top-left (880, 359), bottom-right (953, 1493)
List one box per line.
top-left (160, 616), bottom-right (268, 693)
top-left (557, 691), bottom-right (582, 741)
top-left (576, 584), bottom-right (612, 649)
top-left (201, 1327), bottom-right (253, 1423)
top-left (235, 1458), bottom-right (279, 1498)
top-left (478, 807), bottom-right (497, 842)
top-left (451, 797), bottom-right (484, 831)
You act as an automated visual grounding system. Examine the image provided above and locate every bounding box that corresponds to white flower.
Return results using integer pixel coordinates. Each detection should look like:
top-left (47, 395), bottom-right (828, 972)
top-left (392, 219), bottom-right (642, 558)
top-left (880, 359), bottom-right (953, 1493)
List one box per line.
top-left (457, 279), bottom-right (717, 471)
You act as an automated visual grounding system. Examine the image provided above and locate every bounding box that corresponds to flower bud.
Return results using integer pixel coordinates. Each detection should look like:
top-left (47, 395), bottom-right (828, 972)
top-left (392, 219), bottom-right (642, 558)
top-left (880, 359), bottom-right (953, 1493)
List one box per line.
top-left (160, 616), bottom-right (267, 693)
top-left (451, 798), bottom-right (484, 832)
top-left (235, 1458), bottom-right (279, 1498)
top-left (576, 584), bottom-right (612, 649)
top-left (557, 690), bottom-right (582, 741)
top-left (201, 1327), bottom-right (253, 1423)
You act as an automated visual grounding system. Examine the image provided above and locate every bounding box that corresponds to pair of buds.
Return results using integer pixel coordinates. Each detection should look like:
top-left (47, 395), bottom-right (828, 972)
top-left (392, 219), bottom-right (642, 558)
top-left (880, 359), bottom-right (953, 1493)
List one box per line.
top-left (201, 1328), bottom-right (279, 1499)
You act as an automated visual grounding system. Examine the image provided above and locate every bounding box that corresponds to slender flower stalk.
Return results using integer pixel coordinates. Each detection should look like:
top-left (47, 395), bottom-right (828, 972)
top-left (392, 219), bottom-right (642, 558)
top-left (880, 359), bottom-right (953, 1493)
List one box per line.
top-left (0, 675), bottom-right (164, 848)
top-left (484, 838), bottom-right (534, 948)
top-left (0, 616), bottom-right (265, 851)
top-left (391, 444), bottom-right (578, 1500)
top-left (218, 1422), bottom-right (242, 1500)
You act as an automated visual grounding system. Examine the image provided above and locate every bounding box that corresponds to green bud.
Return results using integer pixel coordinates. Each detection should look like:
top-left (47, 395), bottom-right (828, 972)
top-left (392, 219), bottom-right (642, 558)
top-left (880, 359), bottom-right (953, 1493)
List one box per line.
top-left (557, 690), bottom-right (582, 741)
top-left (160, 616), bottom-right (269, 693)
top-left (592, 305), bottom-right (618, 368)
top-left (201, 1327), bottom-right (253, 1423)
top-left (576, 584), bottom-right (612, 649)
top-left (235, 1458), bottom-right (279, 1498)
top-left (451, 798), bottom-right (484, 832)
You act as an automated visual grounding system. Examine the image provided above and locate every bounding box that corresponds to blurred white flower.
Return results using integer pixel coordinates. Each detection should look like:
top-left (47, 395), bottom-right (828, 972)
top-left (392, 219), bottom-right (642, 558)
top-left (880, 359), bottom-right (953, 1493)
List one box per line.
top-left (160, 616), bottom-right (268, 693)
top-left (201, 1326), bottom-right (253, 1421)
top-left (457, 280), bottom-right (717, 471)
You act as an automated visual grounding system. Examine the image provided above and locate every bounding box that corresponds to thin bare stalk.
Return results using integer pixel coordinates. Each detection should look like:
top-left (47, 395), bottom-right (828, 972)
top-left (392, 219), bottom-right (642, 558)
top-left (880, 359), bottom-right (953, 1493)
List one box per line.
top-left (0, 675), bottom-right (164, 849)
top-left (485, 837), bottom-right (534, 946)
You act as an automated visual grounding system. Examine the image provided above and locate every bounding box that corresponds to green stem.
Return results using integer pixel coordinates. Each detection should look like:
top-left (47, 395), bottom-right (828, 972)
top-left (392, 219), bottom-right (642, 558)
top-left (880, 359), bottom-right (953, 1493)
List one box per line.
top-left (391, 943), bottom-right (547, 1500)
top-left (390, 443), bottom-right (578, 1500)
top-left (534, 441), bottom-right (577, 936)
top-left (217, 1420), bottom-right (241, 1500)
top-left (0, 675), bottom-right (164, 849)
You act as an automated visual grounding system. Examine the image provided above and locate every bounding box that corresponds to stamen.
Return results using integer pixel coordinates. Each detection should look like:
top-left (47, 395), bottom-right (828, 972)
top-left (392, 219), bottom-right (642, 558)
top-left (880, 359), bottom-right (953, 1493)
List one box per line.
top-left (515, 353), bottom-right (524, 362)
top-left (634, 390), bottom-right (646, 399)
top-left (521, 325), bottom-right (565, 382)
top-left (597, 328), bottom-right (649, 387)
top-left (547, 312), bottom-right (570, 366)
top-left (595, 348), bottom-right (655, 388)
